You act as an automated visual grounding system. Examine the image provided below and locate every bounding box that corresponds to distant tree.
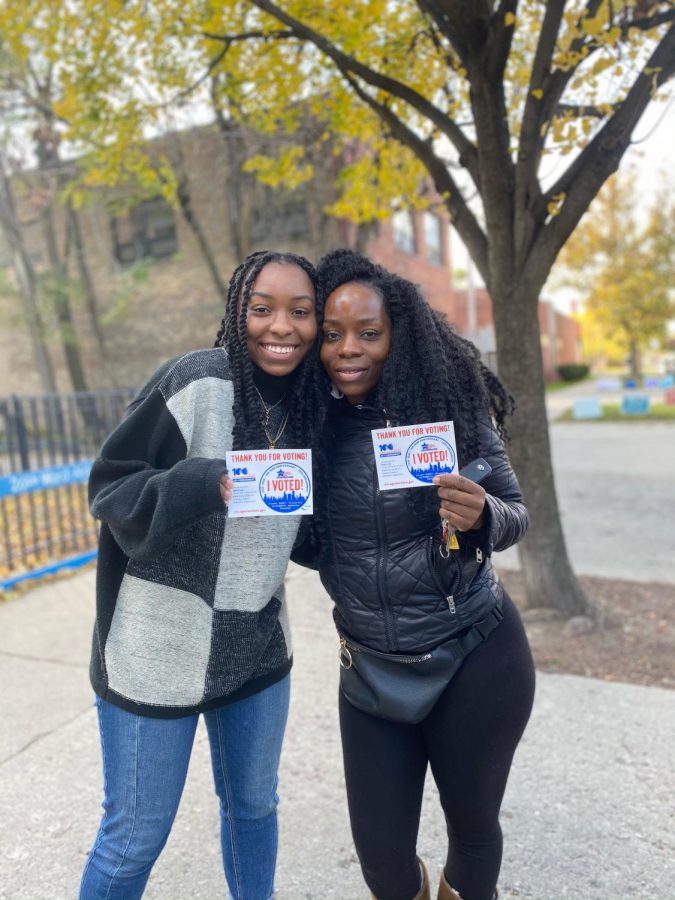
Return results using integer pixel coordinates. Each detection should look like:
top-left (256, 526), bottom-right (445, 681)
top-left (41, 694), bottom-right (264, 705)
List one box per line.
top-left (0, 151), bottom-right (56, 392)
top-left (0, 4), bottom-right (96, 391)
top-left (560, 175), bottom-right (675, 378)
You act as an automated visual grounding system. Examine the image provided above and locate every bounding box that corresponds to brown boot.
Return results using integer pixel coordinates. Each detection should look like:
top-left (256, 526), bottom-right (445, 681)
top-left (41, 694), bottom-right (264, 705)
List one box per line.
top-left (415, 859), bottom-right (430, 900)
top-left (371, 858), bottom-right (430, 900)
top-left (436, 870), bottom-right (463, 900)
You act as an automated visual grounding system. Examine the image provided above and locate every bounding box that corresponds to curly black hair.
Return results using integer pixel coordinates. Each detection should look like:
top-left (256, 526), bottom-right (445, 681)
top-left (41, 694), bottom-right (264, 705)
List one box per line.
top-left (316, 247), bottom-right (513, 445)
top-left (214, 249), bottom-right (323, 451)
top-left (308, 248), bottom-right (514, 531)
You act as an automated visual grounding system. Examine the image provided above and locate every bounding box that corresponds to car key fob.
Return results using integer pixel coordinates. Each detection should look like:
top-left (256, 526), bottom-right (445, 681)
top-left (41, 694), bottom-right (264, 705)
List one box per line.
top-left (458, 457), bottom-right (492, 484)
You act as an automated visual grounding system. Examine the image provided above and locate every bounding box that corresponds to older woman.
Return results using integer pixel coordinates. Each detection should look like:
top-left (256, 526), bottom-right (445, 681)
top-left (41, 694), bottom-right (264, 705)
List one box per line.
top-left (295, 249), bottom-right (535, 900)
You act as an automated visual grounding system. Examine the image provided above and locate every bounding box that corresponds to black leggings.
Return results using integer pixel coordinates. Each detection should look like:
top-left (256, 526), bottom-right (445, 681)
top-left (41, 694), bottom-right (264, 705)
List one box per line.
top-left (339, 592), bottom-right (535, 900)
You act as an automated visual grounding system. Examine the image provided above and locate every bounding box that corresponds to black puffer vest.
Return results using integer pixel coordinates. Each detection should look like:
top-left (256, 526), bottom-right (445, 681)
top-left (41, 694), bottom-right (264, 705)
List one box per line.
top-left (316, 401), bottom-right (529, 654)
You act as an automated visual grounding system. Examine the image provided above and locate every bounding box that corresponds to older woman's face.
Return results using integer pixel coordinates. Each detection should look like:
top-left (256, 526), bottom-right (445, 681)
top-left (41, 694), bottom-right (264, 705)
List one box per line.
top-left (320, 282), bottom-right (392, 405)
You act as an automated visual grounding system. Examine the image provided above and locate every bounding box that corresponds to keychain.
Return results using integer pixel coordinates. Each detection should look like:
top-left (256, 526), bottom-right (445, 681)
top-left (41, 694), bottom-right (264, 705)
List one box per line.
top-left (440, 517), bottom-right (459, 557)
top-left (438, 457), bottom-right (492, 558)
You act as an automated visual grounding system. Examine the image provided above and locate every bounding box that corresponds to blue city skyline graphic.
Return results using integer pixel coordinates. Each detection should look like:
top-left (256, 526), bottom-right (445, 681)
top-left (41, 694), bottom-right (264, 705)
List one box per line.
top-left (405, 437), bottom-right (456, 484)
top-left (259, 463), bottom-right (311, 513)
top-left (407, 459), bottom-right (455, 483)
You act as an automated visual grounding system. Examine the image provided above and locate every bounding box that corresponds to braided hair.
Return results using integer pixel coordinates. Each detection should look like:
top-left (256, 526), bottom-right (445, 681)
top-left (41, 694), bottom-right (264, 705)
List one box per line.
top-left (214, 250), bottom-right (322, 451)
top-left (311, 248), bottom-right (514, 527)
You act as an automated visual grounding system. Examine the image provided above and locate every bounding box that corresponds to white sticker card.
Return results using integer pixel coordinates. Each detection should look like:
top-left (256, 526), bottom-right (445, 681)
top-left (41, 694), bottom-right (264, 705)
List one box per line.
top-left (226, 449), bottom-right (313, 517)
top-left (371, 421), bottom-right (458, 491)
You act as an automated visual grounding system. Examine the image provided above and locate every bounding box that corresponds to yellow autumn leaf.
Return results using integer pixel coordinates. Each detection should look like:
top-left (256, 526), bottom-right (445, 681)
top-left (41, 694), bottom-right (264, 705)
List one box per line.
top-left (547, 192), bottom-right (566, 217)
top-left (582, 16), bottom-right (605, 37)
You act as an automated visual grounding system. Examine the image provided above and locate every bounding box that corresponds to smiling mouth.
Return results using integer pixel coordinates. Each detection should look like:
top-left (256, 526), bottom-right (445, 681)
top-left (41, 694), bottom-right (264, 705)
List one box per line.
top-left (260, 343), bottom-right (299, 356)
top-left (334, 367), bottom-right (368, 381)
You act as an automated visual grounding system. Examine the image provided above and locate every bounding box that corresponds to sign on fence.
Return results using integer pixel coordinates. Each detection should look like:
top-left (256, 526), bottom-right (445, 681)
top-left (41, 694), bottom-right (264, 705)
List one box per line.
top-left (0, 461), bottom-right (93, 499)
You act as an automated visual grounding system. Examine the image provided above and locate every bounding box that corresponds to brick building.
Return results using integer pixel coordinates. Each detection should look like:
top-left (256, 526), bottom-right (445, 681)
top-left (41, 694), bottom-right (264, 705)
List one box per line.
top-left (0, 124), bottom-right (580, 394)
top-left (449, 286), bottom-right (582, 381)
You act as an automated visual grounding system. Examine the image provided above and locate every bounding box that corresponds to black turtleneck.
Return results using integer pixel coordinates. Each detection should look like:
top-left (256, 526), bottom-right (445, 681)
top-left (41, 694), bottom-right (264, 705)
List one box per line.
top-left (251, 363), bottom-right (296, 405)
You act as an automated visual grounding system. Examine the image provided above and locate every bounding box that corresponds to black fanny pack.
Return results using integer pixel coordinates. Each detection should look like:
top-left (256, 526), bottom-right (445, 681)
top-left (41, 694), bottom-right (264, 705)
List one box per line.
top-left (338, 601), bottom-right (504, 724)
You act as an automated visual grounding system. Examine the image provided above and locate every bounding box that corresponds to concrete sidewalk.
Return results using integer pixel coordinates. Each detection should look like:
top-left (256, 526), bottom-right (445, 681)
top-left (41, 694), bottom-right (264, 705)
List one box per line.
top-left (3, 417), bottom-right (675, 899)
top-left (1, 564), bottom-right (673, 900)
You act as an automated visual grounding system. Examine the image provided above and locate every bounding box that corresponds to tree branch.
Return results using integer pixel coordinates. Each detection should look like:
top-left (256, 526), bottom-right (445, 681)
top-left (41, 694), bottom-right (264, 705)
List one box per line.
top-left (156, 45), bottom-right (229, 109)
top-left (514, 0), bottom-right (617, 269)
top-left (488, 0), bottom-right (520, 79)
top-left (415, 0), bottom-right (492, 66)
top-left (556, 102), bottom-right (620, 118)
top-left (340, 70), bottom-right (489, 280)
top-left (247, 0), bottom-right (480, 186)
top-left (522, 0), bottom-right (605, 158)
top-left (619, 8), bottom-right (675, 34)
top-left (514, 0), bottom-right (567, 265)
top-left (201, 28), bottom-right (294, 43)
top-left (526, 19), bottom-right (675, 292)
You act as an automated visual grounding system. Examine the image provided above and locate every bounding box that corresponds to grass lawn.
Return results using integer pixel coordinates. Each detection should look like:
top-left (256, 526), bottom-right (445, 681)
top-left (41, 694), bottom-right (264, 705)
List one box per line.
top-left (545, 376), bottom-right (591, 392)
top-left (558, 403), bottom-right (675, 422)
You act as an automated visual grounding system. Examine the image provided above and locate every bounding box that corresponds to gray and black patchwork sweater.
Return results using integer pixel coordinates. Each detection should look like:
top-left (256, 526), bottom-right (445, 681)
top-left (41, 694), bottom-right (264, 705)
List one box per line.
top-left (88, 348), bottom-right (299, 718)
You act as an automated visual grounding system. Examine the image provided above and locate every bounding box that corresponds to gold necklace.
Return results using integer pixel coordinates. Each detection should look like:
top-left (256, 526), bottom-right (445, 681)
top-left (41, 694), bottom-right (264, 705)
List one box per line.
top-left (263, 408), bottom-right (290, 449)
top-left (254, 386), bottom-right (289, 449)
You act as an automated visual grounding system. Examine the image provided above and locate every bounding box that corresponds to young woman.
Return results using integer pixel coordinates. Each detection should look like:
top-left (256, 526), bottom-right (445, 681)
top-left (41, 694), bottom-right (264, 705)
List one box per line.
top-left (295, 249), bottom-right (535, 900)
top-left (80, 250), bottom-right (320, 900)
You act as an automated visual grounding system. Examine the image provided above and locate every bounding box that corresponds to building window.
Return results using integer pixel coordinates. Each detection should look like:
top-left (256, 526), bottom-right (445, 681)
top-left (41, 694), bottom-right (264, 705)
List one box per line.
top-left (251, 188), bottom-right (309, 244)
top-left (424, 212), bottom-right (443, 266)
top-left (110, 197), bottom-right (177, 265)
top-left (392, 210), bottom-right (416, 254)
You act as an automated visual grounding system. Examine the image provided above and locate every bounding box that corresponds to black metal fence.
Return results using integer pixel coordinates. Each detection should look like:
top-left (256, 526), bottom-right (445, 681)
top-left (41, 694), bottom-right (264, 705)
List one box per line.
top-left (0, 389), bottom-right (134, 589)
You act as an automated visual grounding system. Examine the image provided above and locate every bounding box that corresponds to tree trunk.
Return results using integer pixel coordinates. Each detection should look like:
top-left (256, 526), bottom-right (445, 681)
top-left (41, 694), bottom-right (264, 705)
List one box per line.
top-left (176, 179), bottom-right (229, 303)
top-left (628, 336), bottom-right (641, 381)
top-left (211, 101), bottom-right (254, 262)
top-left (355, 221), bottom-right (378, 253)
top-left (67, 204), bottom-right (118, 386)
top-left (40, 204), bottom-right (90, 393)
top-left (0, 160), bottom-right (56, 393)
top-left (492, 282), bottom-right (591, 617)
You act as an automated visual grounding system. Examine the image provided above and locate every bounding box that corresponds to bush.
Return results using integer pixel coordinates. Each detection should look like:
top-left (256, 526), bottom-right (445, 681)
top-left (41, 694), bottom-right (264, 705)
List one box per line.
top-left (557, 363), bottom-right (590, 382)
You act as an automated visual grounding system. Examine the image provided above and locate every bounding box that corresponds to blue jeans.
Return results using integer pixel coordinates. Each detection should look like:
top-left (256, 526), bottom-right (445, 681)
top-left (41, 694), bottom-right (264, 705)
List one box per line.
top-left (79, 675), bottom-right (290, 900)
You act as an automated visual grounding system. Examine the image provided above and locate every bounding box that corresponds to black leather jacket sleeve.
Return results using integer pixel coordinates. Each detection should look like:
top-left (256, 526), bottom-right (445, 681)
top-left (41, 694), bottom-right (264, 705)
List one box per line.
top-left (458, 416), bottom-right (529, 556)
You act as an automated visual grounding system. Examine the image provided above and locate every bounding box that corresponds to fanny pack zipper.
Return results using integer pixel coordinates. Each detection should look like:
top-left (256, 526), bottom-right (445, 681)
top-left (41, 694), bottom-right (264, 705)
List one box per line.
top-left (340, 636), bottom-right (432, 664)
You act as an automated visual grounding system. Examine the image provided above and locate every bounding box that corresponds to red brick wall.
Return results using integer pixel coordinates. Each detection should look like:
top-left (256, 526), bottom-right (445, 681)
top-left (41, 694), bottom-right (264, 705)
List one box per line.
top-left (539, 302), bottom-right (583, 380)
top-left (449, 289), bottom-right (582, 380)
top-left (449, 287), bottom-right (494, 333)
top-left (365, 216), bottom-right (456, 321)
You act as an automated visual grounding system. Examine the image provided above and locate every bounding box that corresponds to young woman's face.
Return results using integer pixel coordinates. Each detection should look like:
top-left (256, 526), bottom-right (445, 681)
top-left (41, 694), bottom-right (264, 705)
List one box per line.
top-left (321, 282), bottom-right (392, 405)
top-left (245, 262), bottom-right (317, 376)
